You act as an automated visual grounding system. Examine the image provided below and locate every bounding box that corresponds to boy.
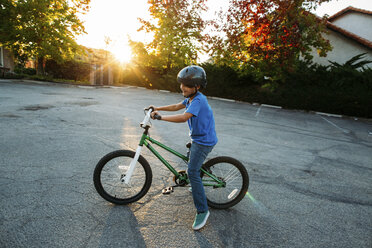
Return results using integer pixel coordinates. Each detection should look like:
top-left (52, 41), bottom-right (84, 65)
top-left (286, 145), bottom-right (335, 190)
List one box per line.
top-left (150, 65), bottom-right (218, 230)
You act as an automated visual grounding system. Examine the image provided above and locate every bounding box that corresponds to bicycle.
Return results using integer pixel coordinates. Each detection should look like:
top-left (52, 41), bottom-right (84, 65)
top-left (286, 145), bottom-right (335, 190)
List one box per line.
top-left (93, 108), bottom-right (249, 209)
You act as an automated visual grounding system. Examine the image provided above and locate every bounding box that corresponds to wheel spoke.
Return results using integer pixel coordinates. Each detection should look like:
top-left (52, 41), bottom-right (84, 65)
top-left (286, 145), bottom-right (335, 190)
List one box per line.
top-left (93, 150), bottom-right (152, 205)
top-left (202, 158), bottom-right (248, 209)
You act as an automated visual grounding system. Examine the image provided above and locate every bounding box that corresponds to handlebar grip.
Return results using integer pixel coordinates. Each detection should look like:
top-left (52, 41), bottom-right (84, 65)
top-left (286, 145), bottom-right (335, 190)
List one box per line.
top-left (153, 114), bottom-right (162, 120)
top-left (145, 106), bottom-right (155, 112)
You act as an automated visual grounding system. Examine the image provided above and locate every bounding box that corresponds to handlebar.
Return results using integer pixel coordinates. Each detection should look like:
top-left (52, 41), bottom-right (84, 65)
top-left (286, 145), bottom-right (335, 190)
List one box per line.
top-left (141, 107), bottom-right (161, 128)
top-left (140, 108), bottom-right (153, 128)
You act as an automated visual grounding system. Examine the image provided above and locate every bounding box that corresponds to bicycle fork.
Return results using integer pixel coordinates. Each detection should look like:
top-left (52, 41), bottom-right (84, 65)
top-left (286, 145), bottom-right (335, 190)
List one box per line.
top-left (121, 145), bottom-right (143, 184)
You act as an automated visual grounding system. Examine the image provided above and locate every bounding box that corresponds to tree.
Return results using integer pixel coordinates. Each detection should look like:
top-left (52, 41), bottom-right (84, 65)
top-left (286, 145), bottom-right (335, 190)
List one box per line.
top-left (132, 0), bottom-right (208, 72)
top-left (0, 0), bottom-right (90, 74)
top-left (0, 1), bottom-right (18, 54)
top-left (210, 0), bottom-right (332, 81)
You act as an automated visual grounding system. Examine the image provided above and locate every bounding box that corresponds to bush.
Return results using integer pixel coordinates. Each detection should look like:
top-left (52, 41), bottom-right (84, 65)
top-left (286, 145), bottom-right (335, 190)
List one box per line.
top-left (4, 71), bottom-right (24, 79)
top-left (278, 55), bottom-right (372, 117)
top-left (113, 58), bottom-right (371, 117)
top-left (45, 59), bottom-right (91, 82)
top-left (14, 67), bottom-right (36, 75)
top-left (27, 74), bottom-right (54, 82)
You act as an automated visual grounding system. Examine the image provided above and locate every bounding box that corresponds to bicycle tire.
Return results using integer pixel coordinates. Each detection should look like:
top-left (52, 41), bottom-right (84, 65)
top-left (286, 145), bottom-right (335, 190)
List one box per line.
top-left (202, 156), bottom-right (249, 209)
top-left (93, 150), bottom-right (152, 205)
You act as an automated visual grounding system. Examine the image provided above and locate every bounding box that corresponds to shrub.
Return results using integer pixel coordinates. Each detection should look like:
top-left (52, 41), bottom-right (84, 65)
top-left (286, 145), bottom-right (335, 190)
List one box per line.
top-left (4, 71), bottom-right (24, 79)
top-left (14, 67), bottom-right (36, 75)
top-left (45, 59), bottom-right (91, 82)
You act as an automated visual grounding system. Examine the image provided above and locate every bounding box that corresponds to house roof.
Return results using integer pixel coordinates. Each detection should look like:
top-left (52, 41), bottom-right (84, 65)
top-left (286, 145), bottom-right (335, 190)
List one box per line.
top-left (325, 21), bottom-right (372, 50)
top-left (324, 6), bottom-right (372, 50)
top-left (328, 6), bottom-right (372, 22)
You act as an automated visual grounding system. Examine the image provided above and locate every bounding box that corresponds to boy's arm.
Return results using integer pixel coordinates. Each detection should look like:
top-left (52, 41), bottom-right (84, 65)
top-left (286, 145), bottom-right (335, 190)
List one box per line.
top-left (151, 101), bottom-right (192, 123)
top-left (154, 102), bottom-right (185, 111)
top-left (161, 113), bottom-right (193, 123)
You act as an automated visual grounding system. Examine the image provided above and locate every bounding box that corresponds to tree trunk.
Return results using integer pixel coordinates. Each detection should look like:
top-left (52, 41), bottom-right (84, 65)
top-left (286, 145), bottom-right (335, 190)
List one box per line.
top-left (37, 56), bottom-right (45, 75)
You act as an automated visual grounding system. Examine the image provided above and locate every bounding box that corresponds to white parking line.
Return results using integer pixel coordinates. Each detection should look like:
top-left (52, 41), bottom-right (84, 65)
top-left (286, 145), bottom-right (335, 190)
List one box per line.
top-left (320, 116), bottom-right (350, 134)
top-left (255, 106), bottom-right (262, 117)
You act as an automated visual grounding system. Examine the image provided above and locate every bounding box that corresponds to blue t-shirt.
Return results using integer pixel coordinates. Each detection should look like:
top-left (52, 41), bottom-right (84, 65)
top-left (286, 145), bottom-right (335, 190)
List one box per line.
top-left (182, 92), bottom-right (218, 146)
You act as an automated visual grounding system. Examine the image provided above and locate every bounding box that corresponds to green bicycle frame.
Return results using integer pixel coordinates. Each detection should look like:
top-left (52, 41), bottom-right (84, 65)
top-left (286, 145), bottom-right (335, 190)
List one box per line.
top-left (138, 132), bottom-right (224, 188)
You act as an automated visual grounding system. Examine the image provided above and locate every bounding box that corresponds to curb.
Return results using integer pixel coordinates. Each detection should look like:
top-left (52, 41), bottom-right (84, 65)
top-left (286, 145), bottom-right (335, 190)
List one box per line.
top-left (314, 112), bottom-right (343, 118)
top-left (207, 95), bottom-right (346, 118)
top-left (208, 96), bottom-right (236, 102)
top-left (261, 104), bottom-right (282, 109)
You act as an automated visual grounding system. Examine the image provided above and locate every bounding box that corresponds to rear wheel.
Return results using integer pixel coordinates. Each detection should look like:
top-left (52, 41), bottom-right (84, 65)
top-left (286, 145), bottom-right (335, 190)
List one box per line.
top-left (202, 156), bottom-right (249, 209)
top-left (93, 150), bottom-right (152, 205)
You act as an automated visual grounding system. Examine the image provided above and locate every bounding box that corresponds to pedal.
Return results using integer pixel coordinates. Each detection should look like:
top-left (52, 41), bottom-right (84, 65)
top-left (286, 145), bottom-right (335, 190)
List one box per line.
top-left (162, 186), bottom-right (174, 195)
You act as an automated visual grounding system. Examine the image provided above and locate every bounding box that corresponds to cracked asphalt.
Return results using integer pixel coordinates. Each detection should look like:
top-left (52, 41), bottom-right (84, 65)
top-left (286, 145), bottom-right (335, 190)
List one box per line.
top-left (1, 79), bottom-right (371, 248)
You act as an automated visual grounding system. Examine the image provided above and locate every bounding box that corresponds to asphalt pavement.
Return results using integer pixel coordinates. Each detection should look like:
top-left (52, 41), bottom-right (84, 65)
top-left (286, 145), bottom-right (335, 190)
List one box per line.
top-left (0, 79), bottom-right (371, 248)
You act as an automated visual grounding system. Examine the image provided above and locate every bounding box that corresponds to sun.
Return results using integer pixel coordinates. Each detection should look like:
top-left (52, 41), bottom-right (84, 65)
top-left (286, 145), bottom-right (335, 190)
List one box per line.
top-left (110, 45), bottom-right (132, 63)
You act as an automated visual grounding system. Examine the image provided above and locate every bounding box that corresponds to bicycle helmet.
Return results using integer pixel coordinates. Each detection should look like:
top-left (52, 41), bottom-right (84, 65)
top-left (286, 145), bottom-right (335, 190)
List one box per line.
top-left (177, 65), bottom-right (207, 89)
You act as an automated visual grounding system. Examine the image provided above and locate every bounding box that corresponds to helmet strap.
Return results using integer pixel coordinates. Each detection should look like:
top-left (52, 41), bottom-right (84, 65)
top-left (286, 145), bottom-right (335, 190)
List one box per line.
top-left (185, 87), bottom-right (198, 99)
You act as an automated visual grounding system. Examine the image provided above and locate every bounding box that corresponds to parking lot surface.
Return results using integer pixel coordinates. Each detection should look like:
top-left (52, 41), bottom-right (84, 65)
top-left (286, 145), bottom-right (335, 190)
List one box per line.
top-left (1, 79), bottom-right (371, 247)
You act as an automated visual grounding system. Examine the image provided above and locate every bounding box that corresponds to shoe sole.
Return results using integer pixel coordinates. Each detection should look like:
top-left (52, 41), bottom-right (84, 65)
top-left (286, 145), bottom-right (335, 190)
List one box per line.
top-left (192, 211), bottom-right (210, 231)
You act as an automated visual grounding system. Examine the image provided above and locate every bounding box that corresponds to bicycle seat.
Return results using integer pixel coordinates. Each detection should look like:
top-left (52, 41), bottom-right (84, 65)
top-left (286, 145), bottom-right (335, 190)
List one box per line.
top-left (186, 142), bottom-right (191, 149)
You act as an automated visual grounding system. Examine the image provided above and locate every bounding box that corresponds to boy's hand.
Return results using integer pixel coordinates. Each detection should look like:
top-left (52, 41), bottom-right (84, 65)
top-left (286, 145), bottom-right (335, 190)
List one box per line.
top-left (151, 111), bottom-right (162, 120)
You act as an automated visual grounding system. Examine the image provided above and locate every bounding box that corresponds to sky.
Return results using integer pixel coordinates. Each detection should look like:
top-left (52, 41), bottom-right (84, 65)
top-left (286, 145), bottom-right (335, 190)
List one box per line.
top-left (76, 0), bottom-right (372, 63)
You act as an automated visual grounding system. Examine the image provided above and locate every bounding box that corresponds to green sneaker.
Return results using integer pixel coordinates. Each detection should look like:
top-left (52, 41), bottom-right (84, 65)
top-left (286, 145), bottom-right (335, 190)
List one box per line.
top-left (192, 211), bottom-right (210, 230)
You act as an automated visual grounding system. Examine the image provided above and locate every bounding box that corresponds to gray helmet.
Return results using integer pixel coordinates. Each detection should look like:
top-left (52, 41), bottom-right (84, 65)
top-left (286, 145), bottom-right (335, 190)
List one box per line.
top-left (177, 65), bottom-right (207, 89)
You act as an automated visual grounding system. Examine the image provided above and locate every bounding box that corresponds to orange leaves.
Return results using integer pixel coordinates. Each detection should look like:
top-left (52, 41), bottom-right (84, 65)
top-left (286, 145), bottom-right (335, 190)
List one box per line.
top-left (218, 0), bottom-right (331, 75)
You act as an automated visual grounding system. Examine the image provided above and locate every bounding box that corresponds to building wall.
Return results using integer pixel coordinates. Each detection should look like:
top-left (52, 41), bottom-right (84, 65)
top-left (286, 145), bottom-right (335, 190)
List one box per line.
top-left (0, 46), bottom-right (15, 72)
top-left (311, 29), bottom-right (372, 68)
top-left (331, 12), bottom-right (372, 41)
top-left (0, 47), bottom-right (3, 67)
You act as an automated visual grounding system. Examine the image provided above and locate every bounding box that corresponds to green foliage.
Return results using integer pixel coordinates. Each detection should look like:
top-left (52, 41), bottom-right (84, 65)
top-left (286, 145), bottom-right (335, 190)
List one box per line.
top-left (209, 0), bottom-right (332, 81)
top-left (0, 0), bottom-right (17, 42)
top-left (128, 40), bottom-right (159, 69)
top-left (45, 59), bottom-right (91, 82)
top-left (117, 64), bottom-right (182, 92)
top-left (132, 0), bottom-right (207, 71)
top-left (3, 72), bottom-right (24, 79)
top-left (328, 53), bottom-right (372, 70)
top-left (324, 54), bottom-right (371, 93)
top-left (278, 55), bottom-right (372, 117)
top-left (0, 0), bottom-right (90, 74)
top-left (14, 66), bottom-right (36, 75)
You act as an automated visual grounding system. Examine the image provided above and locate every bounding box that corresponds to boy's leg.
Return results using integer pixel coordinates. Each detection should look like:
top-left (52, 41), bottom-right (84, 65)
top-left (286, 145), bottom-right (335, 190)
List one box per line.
top-left (187, 143), bottom-right (213, 213)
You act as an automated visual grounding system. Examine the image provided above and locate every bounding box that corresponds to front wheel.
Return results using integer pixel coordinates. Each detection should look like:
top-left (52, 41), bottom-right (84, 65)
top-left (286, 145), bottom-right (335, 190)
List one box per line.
top-left (93, 150), bottom-right (152, 205)
top-left (202, 156), bottom-right (249, 209)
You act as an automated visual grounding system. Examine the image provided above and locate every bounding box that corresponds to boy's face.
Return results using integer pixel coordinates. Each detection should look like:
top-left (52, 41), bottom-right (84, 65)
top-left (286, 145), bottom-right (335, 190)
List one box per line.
top-left (180, 84), bottom-right (200, 98)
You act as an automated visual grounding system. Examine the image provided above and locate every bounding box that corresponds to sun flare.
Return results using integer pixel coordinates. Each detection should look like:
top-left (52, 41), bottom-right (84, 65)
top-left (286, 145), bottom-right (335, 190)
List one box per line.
top-left (76, 0), bottom-right (150, 63)
top-left (110, 45), bottom-right (132, 63)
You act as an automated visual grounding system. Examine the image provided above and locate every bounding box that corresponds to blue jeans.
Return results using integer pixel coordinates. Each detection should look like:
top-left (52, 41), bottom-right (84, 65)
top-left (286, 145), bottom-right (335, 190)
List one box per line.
top-left (188, 142), bottom-right (214, 213)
